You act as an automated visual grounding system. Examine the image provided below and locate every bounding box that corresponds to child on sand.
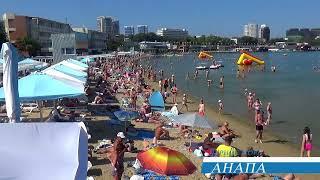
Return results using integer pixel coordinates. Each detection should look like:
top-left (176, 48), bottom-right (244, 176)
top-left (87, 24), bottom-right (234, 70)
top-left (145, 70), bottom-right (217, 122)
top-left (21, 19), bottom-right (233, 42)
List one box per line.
top-left (171, 84), bottom-right (178, 104)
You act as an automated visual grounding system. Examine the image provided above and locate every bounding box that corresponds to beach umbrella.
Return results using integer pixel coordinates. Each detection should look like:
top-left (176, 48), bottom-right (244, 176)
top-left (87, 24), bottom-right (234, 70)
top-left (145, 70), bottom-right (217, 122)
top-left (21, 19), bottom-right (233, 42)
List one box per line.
top-left (170, 113), bottom-right (216, 129)
top-left (46, 64), bottom-right (87, 80)
top-left (60, 60), bottom-right (87, 72)
top-left (113, 110), bottom-right (139, 121)
top-left (1, 43), bottom-right (21, 123)
top-left (137, 147), bottom-right (196, 176)
top-left (43, 67), bottom-right (86, 84)
top-left (66, 59), bottom-right (88, 69)
top-left (0, 72), bottom-right (84, 101)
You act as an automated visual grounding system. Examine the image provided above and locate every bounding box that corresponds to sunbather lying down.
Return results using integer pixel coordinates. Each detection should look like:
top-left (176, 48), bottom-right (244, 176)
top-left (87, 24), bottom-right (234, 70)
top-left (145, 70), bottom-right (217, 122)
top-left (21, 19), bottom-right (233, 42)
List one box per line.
top-left (135, 112), bottom-right (161, 124)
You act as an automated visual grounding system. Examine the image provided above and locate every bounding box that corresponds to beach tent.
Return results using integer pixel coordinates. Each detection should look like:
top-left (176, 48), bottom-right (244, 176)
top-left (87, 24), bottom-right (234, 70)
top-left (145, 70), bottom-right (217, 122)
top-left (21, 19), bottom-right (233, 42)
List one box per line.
top-left (0, 72), bottom-right (84, 101)
top-left (47, 63), bottom-right (87, 80)
top-left (170, 113), bottom-right (216, 129)
top-left (59, 60), bottom-right (87, 72)
top-left (148, 91), bottom-right (165, 111)
top-left (43, 66), bottom-right (86, 84)
top-left (66, 59), bottom-right (88, 69)
top-left (0, 122), bottom-right (88, 180)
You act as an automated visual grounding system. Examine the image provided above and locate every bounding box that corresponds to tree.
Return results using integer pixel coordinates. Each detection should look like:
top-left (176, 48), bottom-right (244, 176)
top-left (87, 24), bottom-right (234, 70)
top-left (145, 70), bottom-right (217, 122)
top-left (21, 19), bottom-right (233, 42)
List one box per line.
top-left (15, 37), bottom-right (40, 57)
top-left (107, 35), bottom-right (124, 51)
top-left (237, 36), bottom-right (258, 45)
top-left (0, 22), bottom-right (7, 45)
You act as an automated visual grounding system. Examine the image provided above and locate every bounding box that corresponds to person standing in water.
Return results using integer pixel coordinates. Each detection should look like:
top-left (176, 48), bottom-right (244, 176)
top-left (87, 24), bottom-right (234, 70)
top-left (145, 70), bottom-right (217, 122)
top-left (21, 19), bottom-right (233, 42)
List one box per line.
top-left (198, 98), bottom-right (205, 116)
top-left (247, 93), bottom-right (254, 109)
top-left (218, 100), bottom-right (224, 115)
top-left (158, 78), bottom-right (163, 92)
top-left (171, 84), bottom-right (178, 104)
top-left (266, 102), bottom-right (272, 125)
top-left (182, 94), bottom-right (188, 112)
top-left (219, 76), bottom-right (224, 89)
top-left (300, 127), bottom-right (312, 157)
top-left (255, 110), bottom-right (264, 143)
top-left (194, 69), bottom-right (198, 79)
top-left (205, 69), bottom-right (209, 79)
top-left (186, 72), bottom-right (190, 80)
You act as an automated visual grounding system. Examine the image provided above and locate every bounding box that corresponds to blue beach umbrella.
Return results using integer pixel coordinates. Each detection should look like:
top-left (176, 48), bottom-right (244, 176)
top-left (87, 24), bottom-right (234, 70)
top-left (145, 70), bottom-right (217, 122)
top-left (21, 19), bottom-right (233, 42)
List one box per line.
top-left (0, 72), bottom-right (84, 101)
top-left (66, 59), bottom-right (88, 68)
top-left (49, 64), bottom-right (87, 79)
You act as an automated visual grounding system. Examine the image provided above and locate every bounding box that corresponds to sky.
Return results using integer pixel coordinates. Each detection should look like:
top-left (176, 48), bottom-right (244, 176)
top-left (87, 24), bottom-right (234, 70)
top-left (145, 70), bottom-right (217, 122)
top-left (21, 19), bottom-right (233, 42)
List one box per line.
top-left (1, 0), bottom-right (320, 38)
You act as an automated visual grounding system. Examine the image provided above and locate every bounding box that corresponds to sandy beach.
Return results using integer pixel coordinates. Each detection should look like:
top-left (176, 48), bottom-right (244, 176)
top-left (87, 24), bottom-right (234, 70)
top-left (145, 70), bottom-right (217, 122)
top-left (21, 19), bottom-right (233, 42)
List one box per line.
top-left (81, 55), bottom-right (319, 180)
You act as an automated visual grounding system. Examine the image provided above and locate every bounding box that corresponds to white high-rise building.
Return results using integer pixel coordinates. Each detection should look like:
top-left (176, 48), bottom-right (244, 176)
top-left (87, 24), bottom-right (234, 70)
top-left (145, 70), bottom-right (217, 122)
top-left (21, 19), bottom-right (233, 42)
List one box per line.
top-left (243, 23), bottom-right (259, 38)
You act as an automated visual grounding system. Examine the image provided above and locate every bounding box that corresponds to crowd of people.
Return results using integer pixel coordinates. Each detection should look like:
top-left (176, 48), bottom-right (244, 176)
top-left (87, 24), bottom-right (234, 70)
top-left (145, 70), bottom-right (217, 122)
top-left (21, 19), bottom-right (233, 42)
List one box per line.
top-left (80, 54), bottom-right (311, 180)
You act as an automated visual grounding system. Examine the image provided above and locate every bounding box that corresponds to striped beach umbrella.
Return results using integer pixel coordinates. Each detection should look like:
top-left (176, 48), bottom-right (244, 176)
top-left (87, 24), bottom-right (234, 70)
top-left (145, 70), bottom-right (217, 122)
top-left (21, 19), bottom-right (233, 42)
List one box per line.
top-left (137, 147), bottom-right (196, 176)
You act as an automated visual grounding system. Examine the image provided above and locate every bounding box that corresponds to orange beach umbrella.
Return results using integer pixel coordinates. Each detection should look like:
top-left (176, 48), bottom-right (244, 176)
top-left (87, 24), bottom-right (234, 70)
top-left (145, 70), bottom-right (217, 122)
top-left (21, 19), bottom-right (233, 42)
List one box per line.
top-left (137, 147), bottom-right (197, 176)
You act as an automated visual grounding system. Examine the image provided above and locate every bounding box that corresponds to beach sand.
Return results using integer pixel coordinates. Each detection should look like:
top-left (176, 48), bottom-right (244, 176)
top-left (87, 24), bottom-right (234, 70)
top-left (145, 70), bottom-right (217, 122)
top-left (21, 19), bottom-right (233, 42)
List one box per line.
top-left (84, 70), bottom-right (319, 180)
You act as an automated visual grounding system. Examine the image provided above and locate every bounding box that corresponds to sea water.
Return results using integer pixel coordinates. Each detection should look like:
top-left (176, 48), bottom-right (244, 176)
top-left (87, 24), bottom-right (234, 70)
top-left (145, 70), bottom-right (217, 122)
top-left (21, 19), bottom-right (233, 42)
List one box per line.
top-left (147, 52), bottom-right (320, 147)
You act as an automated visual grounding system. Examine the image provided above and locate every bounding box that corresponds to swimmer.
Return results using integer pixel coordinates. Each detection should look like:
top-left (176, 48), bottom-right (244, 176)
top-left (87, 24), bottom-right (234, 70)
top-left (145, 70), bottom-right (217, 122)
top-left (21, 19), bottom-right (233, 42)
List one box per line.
top-left (219, 76), bottom-right (224, 89)
top-left (271, 65), bottom-right (276, 72)
top-left (207, 80), bottom-right (212, 87)
top-left (236, 69), bottom-right (240, 78)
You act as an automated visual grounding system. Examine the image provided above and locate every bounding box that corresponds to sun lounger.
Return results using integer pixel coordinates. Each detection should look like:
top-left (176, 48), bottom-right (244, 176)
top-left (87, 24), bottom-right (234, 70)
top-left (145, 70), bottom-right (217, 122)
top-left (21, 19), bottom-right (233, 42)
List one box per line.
top-left (21, 103), bottom-right (39, 113)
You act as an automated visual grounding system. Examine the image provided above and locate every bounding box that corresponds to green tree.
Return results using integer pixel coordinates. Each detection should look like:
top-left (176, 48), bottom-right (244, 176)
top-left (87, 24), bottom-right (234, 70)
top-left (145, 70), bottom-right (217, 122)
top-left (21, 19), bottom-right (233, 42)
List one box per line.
top-left (107, 35), bottom-right (124, 51)
top-left (238, 36), bottom-right (258, 45)
top-left (15, 37), bottom-right (40, 57)
top-left (0, 22), bottom-right (7, 45)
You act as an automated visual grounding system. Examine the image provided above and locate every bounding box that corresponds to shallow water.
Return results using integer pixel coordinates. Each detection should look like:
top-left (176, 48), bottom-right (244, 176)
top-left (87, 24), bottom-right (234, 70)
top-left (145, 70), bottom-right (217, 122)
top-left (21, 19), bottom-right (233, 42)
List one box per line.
top-left (146, 52), bottom-right (320, 147)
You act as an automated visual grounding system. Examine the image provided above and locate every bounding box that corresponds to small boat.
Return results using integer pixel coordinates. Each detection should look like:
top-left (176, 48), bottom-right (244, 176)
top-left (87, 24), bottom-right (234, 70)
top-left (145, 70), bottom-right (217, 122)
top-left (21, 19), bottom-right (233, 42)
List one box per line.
top-left (196, 65), bottom-right (209, 70)
top-left (209, 64), bottom-right (224, 69)
top-left (283, 53), bottom-right (287, 56)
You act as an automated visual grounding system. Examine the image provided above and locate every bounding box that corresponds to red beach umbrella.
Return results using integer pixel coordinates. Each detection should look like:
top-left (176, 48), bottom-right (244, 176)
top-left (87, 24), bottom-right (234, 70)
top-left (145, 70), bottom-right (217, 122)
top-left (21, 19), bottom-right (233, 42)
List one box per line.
top-left (137, 146), bottom-right (197, 176)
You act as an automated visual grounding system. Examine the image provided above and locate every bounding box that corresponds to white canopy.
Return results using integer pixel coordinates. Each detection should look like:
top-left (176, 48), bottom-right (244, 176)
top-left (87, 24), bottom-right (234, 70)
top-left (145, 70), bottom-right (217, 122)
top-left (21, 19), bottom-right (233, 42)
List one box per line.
top-left (0, 122), bottom-right (88, 180)
top-left (59, 60), bottom-right (87, 72)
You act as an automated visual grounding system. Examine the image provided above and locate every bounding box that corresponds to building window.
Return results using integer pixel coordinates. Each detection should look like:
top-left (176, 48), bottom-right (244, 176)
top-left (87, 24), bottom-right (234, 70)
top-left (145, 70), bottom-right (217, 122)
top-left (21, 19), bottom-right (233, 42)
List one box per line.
top-left (65, 48), bottom-right (74, 54)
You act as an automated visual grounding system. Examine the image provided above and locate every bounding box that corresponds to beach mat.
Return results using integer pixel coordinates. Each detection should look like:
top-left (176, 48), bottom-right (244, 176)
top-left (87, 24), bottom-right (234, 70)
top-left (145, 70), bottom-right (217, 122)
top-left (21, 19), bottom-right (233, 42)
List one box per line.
top-left (129, 130), bottom-right (154, 140)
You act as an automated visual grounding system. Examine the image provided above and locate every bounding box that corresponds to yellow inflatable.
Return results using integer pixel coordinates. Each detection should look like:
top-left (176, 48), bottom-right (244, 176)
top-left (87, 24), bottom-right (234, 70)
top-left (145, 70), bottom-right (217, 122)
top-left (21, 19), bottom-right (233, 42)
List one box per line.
top-left (198, 51), bottom-right (213, 59)
top-left (237, 51), bottom-right (265, 65)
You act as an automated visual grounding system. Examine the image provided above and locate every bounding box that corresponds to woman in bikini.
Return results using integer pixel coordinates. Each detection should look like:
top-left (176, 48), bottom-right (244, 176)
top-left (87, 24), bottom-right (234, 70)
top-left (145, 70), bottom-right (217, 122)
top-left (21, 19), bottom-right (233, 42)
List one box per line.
top-left (198, 98), bottom-right (205, 116)
top-left (301, 126), bottom-right (312, 157)
top-left (171, 84), bottom-right (178, 104)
